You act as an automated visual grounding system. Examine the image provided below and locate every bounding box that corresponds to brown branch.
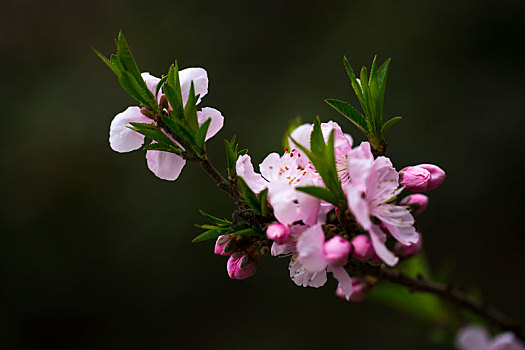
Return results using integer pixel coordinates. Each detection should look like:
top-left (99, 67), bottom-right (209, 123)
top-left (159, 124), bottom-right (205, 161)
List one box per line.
top-left (354, 263), bottom-right (525, 340)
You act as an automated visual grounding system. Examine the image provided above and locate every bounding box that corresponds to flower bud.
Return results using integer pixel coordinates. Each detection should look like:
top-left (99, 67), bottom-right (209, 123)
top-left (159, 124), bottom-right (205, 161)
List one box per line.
top-left (351, 235), bottom-right (374, 261)
top-left (395, 233), bottom-right (423, 257)
top-left (227, 255), bottom-right (256, 280)
top-left (323, 236), bottom-right (351, 266)
top-left (400, 164), bottom-right (445, 192)
top-left (214, 235), bottom-right (233, 256)
top-left (349, 278), bottom-right (370, 302)
top-left (400, 194), bottom-right (429, 216)
top-left (266, 223), bottom-right (291, 244)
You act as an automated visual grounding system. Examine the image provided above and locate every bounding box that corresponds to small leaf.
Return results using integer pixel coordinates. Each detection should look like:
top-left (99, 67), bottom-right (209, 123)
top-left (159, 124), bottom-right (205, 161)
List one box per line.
top-left (282, 117), bottom-right (302, 150)
top-left (92, 48), bottom-right (120, 76)
top-left (237, 177), bottom-right (262, 214)
top-left (142, 143), bottom-right (183, 156)
top-left (343, 56), bottom-right (364, 105)
top-left (118, 70), bottom-right (157, 111)
top-left (231, 227), bottom-right (263, 237)
top-left (195, 117), bottom-right (211, 151)
top-left (310, 117), bottom-right (326, 157)
top-left (199, 210), bottom-right (231, 226)
top-left (155, 75), bottom-right (168, 99)
top-left (116, 31), bottom-right (144, 85)
top-left (325, 99), bottom-right (369, 133)
top-left (259, 188), bottom-right (269, 217)
top-left (128, 123), bottom-right (175, 146)
top-left (296, 186), bottom-right (338, 206)
top-left (184, 81), bottom-right (199, 132)
top-left (381, 116), bottom-right (402, 136)
top-left (164, 63), bottom-right (185, 120)
top-left (161, 116), bottom-right (194, 144)
top-left (192, 229), bottom-right (224, 243)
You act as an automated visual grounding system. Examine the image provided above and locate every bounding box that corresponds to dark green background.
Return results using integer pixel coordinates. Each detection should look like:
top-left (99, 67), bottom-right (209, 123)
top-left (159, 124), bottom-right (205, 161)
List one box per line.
top-left (1, 0), bottom-right (524, 349)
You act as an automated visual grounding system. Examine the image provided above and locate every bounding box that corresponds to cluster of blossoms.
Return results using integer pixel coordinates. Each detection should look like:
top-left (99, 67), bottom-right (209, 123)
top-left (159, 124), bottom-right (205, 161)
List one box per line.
top-left (214, 121), bottom-right (445, 301)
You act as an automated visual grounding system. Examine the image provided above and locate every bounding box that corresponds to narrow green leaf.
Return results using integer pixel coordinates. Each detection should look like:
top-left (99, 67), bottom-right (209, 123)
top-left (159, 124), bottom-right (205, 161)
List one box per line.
top-left (310, 117), bottom-right (326, 157)
top-left (118, 70), bottom-right (152, 108)
top-left (325, 99), bottom-right (369, 133)
top-left (111, 55), bottom-right (123, 72)
top-left (161, 116), bottom-right (194, 144)
top-left (259, 188), bottom-right (269, 217)
top-left (282, 117), bottom-right (302, 151)
top-left (184, 81), bottom-right (199, 132)
top-left (381, 116), bottom-right (402, 137)
top-left (231, 227), bottom-right (263, 237)
top-left (192, 229), bottom-right (224, 243)
top-left (296, 186), bottom-right (338, 206)
top-left (368, 55), bottom-right (382, 131)
top-left (343, 56), bottom-right (364, 105)
top-left (237, 177), bottom-right (262, 214)
top-left (142, 143), bottom-right (183, 156)
top-left (199, 209), bottom-right (231, 226)
top-left (360, 66), bottom-right (373, 129)
top-left (164, 63), bottom-right (185, 120)
top-left (224, 137), bottom-right (237, 178)
top-left (128, 123), bottom-right (175, 146)
top-left (92, 48), bottom-right (120, 76)
top-left (116, 31), bottom-right (143, 85)
top-left (378, 58), bottom-right (391, 122)
top-left (195, 117), bottom-right (211, 151)
top-left (155, 75), bottom-right (168, 99)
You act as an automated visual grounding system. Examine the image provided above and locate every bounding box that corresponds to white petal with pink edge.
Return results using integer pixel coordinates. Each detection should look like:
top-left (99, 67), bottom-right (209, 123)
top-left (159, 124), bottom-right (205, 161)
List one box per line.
top-left (109, 106), bottom-right (152, 153)
top-left (146, 150), bottom-right (186, 181)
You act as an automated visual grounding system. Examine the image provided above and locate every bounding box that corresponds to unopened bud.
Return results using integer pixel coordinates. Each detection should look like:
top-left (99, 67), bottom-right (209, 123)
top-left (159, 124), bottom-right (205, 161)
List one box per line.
top-left (323, 236), bottom-right (351, 266)
top-left (394, 233), bottom-right (423, 257)
top-left (400, 164), bottom-right (445, 192)
top-left (214, 235), bottom-right (233, 256)
top-left (140, 107), bottom-right (154, 119)
top-left (400, 194), bottom-right (429, 216)
top-left (351, 235), bottom-right (374, 261)
top-left (266, 223), bottom-right (291, 244)
top-left (349, 278), bottom-right (370, 302)
top-left (227, 255), bottom-right (256, 280)
top-left (159, 95), bottom-right (169, 110)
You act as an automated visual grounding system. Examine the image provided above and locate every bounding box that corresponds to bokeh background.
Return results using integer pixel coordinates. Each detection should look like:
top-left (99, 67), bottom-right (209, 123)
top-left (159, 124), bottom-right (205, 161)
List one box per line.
top-left (1, 0), bottom-right (524, 349)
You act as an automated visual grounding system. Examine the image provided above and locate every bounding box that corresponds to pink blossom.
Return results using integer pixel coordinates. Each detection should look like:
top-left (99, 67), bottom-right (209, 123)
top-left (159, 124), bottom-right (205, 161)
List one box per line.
top-left (214, 235), bottom-right (232, 256)
top-left (400, 194), bottom-right (429, 216)
top-left (400, 164), bottom-right (445, 192)
top-left (266, 223), bottom-right (291, 244)
top-left (297, 225), bottom-right (353, 300)
top-left (109, 69), bottom-right (224, 181)
top-left (235, 151), bottom-right (321, 226)
top-left (456, 325), bottom-right (524, 350)
top-left (227, 255), bottom-right (256, 280)
top-left (323, 236), bottom-right (351, 266)
top-left (345, 142), bottom-right (418, 266)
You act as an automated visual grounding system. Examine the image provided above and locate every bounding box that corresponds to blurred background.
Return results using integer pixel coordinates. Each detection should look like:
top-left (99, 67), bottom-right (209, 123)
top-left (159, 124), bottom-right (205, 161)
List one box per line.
top-left (1, 0), bottom-right (524, 349)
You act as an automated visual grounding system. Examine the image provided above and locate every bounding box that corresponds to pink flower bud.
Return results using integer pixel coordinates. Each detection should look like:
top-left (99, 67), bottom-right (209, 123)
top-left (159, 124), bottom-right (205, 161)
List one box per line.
top-left (227, 255), bottom-right (256, 280)
top-left (266, 223), bottom-right (291, 244)
top-left (214, 235), bottom-right (233, 256)
top-left (400, 164), bottom-right (445, 192)
top-left (323, 236), bottom-right (351, 266)
top-left (351, 235), bottom-right (374, 261)
top-left (349, 278), bottom-right (370, 302)
top-left (394, 233), bottom-right (423, 257)
top-left (400, 194), bottom-right (429, 216)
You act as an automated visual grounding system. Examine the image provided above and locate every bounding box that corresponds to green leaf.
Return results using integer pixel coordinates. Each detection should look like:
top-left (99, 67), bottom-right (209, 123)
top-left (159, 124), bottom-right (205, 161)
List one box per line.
top-left (282, 117), bottom-right (302, 150)
top-left (164, 63), bottom-right (185, 120)
top-left (381, 116), bottom-right (402, 137)
top-left (258, 188), bottom-right (269, 217)
top-left (359, 65), bottom-right (373, 129)
top-left (155, 75), bottom-right (168, 99)
top-left (199, 210), bottom-right (231, 226)
top-left (161, 116), bottom-right (194, 144)
top-left (296, 186), bottom-right (338, 206)
top-left (92, 48), bottom-right (120, 76)
top-left (231, 227), bottom-right (263, 237)
top-left (378, 58), bottom-right (391, 122)
top-left (237, 177), bottom-right (262, 214)
top-left (184, 81), bottom-right (199, 132)
top-left (195, 117), bottom-right (211, 151)
top-left (325, 99), bottom-right (369, 133)
top-left (343, 56), bottom-right (364, 105)
top-left (192, 229), bottom-right (224, 243)
top-left (309, 117), bottom-right (326, 157)
top-left (368, 55), bottom-right (382, 131)
top-left (142, 142), bottom-right (183, 155)
top-left (118, 70), bottom-right (157, 111)
top-left (116, 31), bottom-right (143, 85)
top-left (128, 122), bottom-right (175, 146)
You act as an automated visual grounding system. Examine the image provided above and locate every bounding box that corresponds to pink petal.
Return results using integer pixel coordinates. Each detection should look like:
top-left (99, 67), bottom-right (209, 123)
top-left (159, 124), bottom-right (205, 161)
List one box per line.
top-left (369, 224), bottom-right (399, 266)
top-left (289, 254), bottom-right (327, 288)
top-left (297, 225), bottom-right (327, 272)
top-left (347, 142), bottom-right (374, 187)
top-left (366, 157), bottom-right (400, 204)
top-left (296, 189), bottom-right (320, 226)
top-left (145, 150), bottom-right (186, 181)
top-left (289, 124), bottom-right (313, 167)
top-left (109, 106), bottom-right (152, 153)
top-left (179, 67), bottom-right (208, 105)
top-left (456, 326), bottom-right (491, 350)
top-left (346, 185), bottom-right (372, 230)
top-left (268, 182), bottom-right (300, 225)
top-left (322, 121), bottom-right (352, 157)
top-left (490, 333), bottom-right (524, 350)
top-left (235, 155), bottom-right (267, 193)
top-left (328, 265), bottom-right (353, 301)
top-left (373, 204), bottom-right (418, 245)
top-left (259, 153), bottom-right (282, 182)
top-left (197, 107), bottom-right (224, 141)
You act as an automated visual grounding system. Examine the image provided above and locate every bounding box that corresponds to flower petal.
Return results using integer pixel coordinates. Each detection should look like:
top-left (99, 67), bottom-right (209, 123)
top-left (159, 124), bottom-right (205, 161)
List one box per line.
top-left (347, 142), bottom-right (374, 187)
top-left (197, 107), bottom-right (224, 141)
top-left (145, 150), bottom-right (186, 181)
top-left (297, 225), bottom-right (327, 272)
top-left (259, 152), bottom-right (282, 182)
top-left (456, 326), bottom-right (491, 350)
top-left (373, 204), bottom-right (418, 245)
top-left (296, 188), bottom-right (320, 226)
top-left (328, 265), bottom-right (353, 301)
top-left (179, 67), bottom-right (208, 105)
top-left (268, 182), bottom-right (300, 225)
top-left (109, 106), bottom-right (152, 153)
top-left (369, 224), bottom-right (399, 266)
top-left (346, 185), bottom-right (372, 230)
top-left (289, 254), bottom-right (327, 288)
top-left (236, 155), bottom-right (267, 194)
